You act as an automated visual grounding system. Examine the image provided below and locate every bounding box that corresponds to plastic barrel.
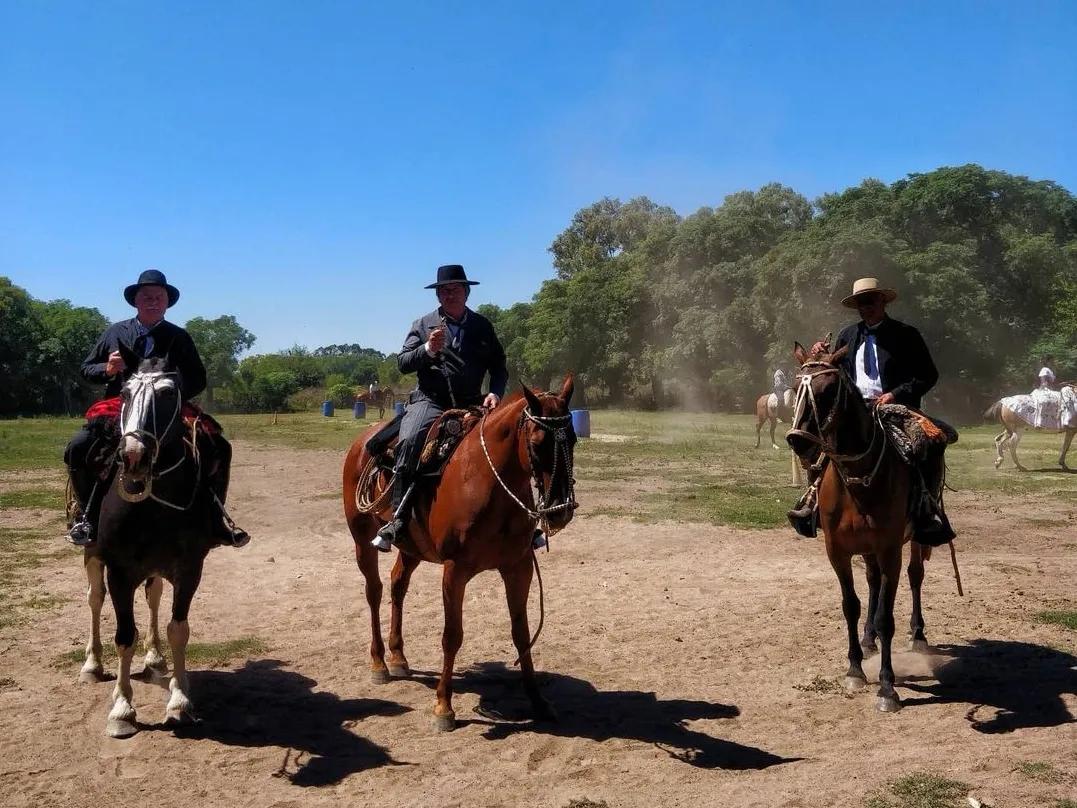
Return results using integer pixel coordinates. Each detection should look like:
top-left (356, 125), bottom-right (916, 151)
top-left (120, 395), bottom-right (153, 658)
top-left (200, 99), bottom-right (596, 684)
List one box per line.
top-left (321, 400), bottom-right (334, 417)
top-left (570, 409), bottom-right (590, 438)
top-left (352, 401), bottom-right (366, 419)
top-left (393, 401), bottom-right (405, 417)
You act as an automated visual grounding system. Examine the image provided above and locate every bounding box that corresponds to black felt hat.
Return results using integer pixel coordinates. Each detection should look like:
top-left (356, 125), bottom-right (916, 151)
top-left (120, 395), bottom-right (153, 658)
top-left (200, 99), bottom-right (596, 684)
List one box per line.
top-left (123, 269), bottom-right (180, 307)
top-left (425, 264), bottom-right (480, 289)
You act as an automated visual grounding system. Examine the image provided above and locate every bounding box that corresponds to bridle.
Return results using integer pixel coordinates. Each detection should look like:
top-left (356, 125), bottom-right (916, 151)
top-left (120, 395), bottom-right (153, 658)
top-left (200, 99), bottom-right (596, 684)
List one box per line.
top-left (117, 370), bottom-right (201, 510)
top-left (787, 359), bottom-right (887, 489)
top-left (480, 398), bottom-right (578, 529)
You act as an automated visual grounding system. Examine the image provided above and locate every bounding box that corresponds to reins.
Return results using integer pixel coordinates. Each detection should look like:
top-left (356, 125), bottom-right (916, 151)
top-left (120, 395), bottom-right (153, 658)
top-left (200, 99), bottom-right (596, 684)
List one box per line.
top-left (116, 371), bottom-right (202, 511)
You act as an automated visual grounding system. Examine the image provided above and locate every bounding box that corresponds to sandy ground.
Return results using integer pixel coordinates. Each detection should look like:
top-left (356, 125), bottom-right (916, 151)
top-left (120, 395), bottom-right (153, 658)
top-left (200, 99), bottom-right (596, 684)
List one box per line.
top-left (1, 442), bottom-right (1075, 808)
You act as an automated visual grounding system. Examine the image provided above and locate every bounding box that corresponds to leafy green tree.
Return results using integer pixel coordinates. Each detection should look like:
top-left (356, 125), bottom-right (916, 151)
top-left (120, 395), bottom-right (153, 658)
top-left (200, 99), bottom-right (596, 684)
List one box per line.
top-left (185, 315), bottom-right (256, 408)
top-left (0, 277), bottom-right (43, 415)
top-left (33, 299), bottom-right (108, 413)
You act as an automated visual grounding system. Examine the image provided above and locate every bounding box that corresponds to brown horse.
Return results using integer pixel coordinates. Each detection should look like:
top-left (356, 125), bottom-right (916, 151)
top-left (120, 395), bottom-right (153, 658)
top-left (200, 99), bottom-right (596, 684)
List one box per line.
top-left (356, 386), bottom-right (395, 419)
top-left (786, 343), bottom-right (925, 713)
top-left (755, 388), bottom-right (794, 449)
top-left (342, 376), bottom-right (578, 731)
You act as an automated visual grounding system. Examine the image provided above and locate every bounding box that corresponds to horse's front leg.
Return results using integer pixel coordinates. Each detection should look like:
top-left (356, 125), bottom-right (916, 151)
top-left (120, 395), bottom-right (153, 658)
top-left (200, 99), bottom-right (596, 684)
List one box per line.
top-left (500, 552), bottom-right (555, 722)
top-left (907, 543), bottom-right (928, 651)
top-left (105, 568), bottom-right (139, 737)
top-left (434, 561), bottom-right (470, 732)
top-left (387, 552), bottom-right (421, 677)
top-left (142, 577), bottom-right (168, 677)
top-left (769, 417), bottom-right (780, 450)
top-left (80, 552), bottom-right (107, 683)
top-left (874, 546), bottom-right (903, 712)
top-left (829, 551), bottom-right (867, 692)
top-left (351, 515), bottom-right (389, 683)
top-left (164, 563), bottom-right (204, 726)
top-left (859, 553), bottom-right (880, 655)
top-left (993, 429), bottom-right (1008, 469)
top-left (754, 418), bottom-right (763, 448)
top-left (1009, 431), bottom-right (1027, 472)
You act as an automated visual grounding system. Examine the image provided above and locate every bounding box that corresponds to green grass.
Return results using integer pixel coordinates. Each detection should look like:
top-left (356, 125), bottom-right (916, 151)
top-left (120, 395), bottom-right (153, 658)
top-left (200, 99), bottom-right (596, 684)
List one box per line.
top-left (1035, 611), bottom-right (1077, 631)
top-left (53, 635), bottom-right (269, 670)
top-left (0, 417), bottom-right (82, 471)
top-left (864, 773), bottom-right (970, 808)
top-left (0, 487), bottom-right (65, 509)
top-left (216, 412), bottom-right (381, 451)
top-left (1055, 800), bottom-right (1077, 808)
top-left (1012, 761), bottom-right (1068, 784)
top-left (0, 525), bottom-right (70, 627)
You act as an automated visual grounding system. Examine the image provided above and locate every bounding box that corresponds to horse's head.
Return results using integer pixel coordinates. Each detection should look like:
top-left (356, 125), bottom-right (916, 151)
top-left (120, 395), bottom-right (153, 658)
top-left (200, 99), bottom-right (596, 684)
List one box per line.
top-left (786, 339), bottom-right (854, 459)
top-left (117, 343), bottom-right (184, 482)
top-left (520, 374), bottom-right (578, 534)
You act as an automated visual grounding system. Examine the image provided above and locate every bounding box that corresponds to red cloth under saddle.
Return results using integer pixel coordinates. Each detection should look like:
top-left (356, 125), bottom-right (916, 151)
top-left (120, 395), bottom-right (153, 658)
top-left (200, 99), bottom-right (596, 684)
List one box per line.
top-left (85, 396), bottom-right (222, 436)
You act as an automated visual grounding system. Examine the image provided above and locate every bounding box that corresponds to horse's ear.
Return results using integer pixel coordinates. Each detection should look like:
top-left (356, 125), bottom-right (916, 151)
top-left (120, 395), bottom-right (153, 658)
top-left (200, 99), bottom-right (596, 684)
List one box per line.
top-left (831, 345), bottom-right (849, 363)
top-left (521, 383), bottom-right (542, 413)
top-left (793, 342), bottom-right (809, 366)
top-left (117, 341), bottom-right (139, 371)
top-left (560, 373), bottom-right (574, 407)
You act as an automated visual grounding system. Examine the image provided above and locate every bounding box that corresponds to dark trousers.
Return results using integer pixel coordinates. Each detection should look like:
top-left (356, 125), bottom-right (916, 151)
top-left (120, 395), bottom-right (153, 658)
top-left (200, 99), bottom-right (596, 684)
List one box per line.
top-left (394, 396), bottom-right (445, 478)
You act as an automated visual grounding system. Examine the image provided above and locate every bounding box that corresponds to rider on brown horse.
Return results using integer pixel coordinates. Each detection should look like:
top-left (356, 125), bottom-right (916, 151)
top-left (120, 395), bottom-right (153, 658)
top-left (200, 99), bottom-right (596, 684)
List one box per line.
top-left (787, 277), bottom-right (955, 546)
top-left (64, 269), bottom-right (248, 548)
top-left (371, 264), bottom-right (509, 552)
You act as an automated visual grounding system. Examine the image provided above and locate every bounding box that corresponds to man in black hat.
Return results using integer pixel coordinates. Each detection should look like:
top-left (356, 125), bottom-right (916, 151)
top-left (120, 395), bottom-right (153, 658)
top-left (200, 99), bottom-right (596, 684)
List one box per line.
top-left (371, 264), bottom-right (508, 552)
top-left (64, 269), bottom-right (249, 548)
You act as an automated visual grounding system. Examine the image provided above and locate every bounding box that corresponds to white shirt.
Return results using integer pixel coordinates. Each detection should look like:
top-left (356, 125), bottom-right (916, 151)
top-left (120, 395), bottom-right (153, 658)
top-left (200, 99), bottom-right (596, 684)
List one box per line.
top-left (1038, 367), bottom-right (1056, 388)
top-left (854, 327), bottom-right (884, 401)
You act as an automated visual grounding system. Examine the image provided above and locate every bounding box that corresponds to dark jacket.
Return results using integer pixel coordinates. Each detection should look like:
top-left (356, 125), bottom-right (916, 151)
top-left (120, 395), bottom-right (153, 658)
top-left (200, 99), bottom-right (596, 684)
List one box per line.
top-left (398, 308), bottom-right (508, 408)
top-left (834, 316), bottom-right (938, 409)
top-left (80, 318), bottom-right (207, 399)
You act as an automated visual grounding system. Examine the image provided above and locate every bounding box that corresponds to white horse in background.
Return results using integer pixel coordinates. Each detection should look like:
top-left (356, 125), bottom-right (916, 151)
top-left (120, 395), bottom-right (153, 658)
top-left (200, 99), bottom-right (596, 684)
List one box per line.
top-left (985, 384), bottom-right (1077, 471)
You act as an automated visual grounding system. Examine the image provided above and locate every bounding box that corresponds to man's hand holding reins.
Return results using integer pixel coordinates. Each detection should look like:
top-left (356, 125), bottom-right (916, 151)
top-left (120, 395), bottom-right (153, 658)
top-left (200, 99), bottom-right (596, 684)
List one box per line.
top-left (106, 350), bottom-right (126, 377)
top-left (425, 326), bottom-right (447, 356)
top-left (483, 393), bottom-right (500, 410)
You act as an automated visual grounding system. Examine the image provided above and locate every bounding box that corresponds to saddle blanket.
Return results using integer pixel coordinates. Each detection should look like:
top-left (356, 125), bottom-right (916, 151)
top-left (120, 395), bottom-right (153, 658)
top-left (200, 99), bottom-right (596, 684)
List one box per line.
top-left (877, 404), bottom-right (959, 464)
top-left (85, 396), bottom-right (223, 435)
top-left (1001, 387), bottom-right (1077, 430)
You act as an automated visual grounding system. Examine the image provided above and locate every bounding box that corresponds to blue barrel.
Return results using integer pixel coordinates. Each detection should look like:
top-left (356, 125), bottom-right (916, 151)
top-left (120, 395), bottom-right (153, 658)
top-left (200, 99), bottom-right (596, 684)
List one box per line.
top-left (352, 401), bottom-right (367, 419)
top-left (570, 409), bottom-right (590, 438)
top-left (321, 400), bottom-right (334, 417)
top-left (393, 401), bottom-right (405, 417)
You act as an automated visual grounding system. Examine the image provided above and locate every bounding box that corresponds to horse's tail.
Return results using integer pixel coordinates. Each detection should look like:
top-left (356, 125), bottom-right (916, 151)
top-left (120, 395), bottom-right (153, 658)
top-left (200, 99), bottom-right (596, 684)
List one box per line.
top-left (983, 400), bottom-right (1003, 423)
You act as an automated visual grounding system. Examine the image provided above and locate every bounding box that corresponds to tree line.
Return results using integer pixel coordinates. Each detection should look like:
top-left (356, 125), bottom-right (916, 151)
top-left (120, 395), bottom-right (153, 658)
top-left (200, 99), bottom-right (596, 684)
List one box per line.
top-left (3, 164), bottom-right (1074, 419)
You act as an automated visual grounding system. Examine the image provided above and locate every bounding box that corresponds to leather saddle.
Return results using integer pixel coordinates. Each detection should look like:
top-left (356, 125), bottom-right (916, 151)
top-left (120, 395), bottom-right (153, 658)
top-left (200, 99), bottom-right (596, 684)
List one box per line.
top-left (365, 407), bottom-right (484, 476)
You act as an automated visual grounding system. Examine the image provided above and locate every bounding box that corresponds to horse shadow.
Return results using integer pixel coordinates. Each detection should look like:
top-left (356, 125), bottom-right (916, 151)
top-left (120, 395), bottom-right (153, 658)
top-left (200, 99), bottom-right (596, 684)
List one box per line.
top-left (412, 662), bottom-right (798, 770)
top-left (901, 639), bottom-right (1076, 733)
top-left (161, 659), bottom-right (410, 786)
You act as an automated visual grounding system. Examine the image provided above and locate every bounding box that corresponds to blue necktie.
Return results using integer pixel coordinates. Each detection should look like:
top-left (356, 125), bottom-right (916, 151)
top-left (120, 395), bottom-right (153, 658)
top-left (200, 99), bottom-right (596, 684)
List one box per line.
top-left (863, 332), bottom-right (878, 378)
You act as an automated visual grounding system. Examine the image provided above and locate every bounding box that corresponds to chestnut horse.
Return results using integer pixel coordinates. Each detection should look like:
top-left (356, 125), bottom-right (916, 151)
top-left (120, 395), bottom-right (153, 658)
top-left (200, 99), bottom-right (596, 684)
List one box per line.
top-left (343, 376), bottom-right (578, 731)
top-left (786, 343), bottom-right (924, 713)
top-left (754, 388), bottom-right (795, 449)
top-left (356, 387), bottom-right (395, 420)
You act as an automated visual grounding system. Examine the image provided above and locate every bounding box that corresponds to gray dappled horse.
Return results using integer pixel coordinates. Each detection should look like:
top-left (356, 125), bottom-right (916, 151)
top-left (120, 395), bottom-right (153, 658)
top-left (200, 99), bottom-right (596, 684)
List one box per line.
top-left (93, 344), bottom-right (221, 737)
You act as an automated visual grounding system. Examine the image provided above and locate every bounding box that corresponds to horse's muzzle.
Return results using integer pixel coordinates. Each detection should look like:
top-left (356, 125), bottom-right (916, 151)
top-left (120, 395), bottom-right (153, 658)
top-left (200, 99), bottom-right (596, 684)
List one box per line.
top-left (785, 429), bottom-right (818, 460)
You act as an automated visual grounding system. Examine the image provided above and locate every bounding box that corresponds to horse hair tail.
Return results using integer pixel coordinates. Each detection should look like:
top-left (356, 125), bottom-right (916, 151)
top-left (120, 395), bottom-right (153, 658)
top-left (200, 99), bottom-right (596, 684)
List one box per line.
top-left (983, 400), bottom-right (1002, 422)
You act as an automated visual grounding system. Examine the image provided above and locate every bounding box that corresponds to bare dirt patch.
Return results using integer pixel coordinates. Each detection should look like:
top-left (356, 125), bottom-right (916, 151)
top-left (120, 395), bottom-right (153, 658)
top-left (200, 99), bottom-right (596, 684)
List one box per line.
top-left (0, 442), bottom-right (1074, 808)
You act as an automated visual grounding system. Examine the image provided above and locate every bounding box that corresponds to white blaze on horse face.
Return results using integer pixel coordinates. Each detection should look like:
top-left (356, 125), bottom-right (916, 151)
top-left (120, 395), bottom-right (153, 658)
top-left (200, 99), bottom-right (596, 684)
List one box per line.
top-left (121, 372), bottom-right (176, 460)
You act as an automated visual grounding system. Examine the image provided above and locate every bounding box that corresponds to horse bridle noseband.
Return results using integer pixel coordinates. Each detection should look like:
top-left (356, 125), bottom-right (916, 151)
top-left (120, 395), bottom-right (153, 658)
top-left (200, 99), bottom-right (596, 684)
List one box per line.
top-left (117, 370), bottom-right (201, 510)
top-left (480, 400), bottom-right (578, 527)
top-left (787, 360), bottom-right (887, 488)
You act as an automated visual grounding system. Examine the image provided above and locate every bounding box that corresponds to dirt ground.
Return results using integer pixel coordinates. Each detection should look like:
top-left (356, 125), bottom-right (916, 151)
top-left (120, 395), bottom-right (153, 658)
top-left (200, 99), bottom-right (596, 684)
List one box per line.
top-left (1, 441), bottom-right (1075, 808)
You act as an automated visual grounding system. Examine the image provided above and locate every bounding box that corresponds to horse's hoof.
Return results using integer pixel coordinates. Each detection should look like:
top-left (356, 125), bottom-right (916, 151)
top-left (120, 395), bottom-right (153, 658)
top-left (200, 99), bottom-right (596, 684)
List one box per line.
top-left (388, 663), bottom-right (411, 678)
top-left (106, 717), bottom-right (138, 738)
top-left (876, 695), bottom-right (902, 713)
top-left (908, 638), bottom-right (930, 653)
top-left (993, 459), bottom-right (1003, 469)
top-left (164, 708), bottom-right (197, 726)
top-left (433, 712), bottom-right (456, 732)
top-left (79, 665), bottom-right (106, 684)
top-left (844, 675), bottom-right (868, 693)
top-left (370, 668), bottom-right (391, 685)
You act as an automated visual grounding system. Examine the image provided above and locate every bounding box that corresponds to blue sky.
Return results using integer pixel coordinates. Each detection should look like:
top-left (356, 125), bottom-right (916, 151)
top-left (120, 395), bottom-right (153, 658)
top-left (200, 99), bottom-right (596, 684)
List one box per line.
top-left (2, 1), bottom-right (1075, 354)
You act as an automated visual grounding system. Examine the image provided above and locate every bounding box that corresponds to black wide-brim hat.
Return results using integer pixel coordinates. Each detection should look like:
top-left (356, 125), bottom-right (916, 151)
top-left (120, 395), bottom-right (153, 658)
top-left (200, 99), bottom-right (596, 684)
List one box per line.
top-left (124, 269), bottom-right (180, 307)
top-left (425, 264), bottom-right (480, 289)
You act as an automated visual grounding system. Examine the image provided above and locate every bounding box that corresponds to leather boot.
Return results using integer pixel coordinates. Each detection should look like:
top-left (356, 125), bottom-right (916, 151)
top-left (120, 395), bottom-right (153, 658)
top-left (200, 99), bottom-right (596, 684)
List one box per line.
top-left (372, 471), bottom-right (413, 552)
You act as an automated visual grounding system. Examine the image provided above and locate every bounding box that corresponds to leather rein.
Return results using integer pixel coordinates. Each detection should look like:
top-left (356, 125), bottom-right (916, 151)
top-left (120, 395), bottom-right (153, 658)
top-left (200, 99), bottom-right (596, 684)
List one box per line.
top-left (787, 360), bottom-right (888, 489)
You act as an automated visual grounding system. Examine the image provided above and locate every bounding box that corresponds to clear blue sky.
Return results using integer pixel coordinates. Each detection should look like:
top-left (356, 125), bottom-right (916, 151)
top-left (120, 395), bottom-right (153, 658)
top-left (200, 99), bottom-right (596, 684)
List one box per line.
top-left (2, 2), bottom-right (1074, 354)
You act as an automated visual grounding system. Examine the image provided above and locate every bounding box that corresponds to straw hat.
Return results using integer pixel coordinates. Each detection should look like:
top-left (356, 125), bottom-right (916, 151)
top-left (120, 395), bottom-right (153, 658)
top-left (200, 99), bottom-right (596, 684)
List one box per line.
top-left (841, 277), bottom-right (897, 309)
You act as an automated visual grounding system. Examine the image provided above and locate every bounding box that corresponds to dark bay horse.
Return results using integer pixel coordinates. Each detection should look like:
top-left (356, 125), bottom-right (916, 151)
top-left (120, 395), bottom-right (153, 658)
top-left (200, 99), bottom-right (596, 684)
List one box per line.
top-left (94, 345), bottom-right (222, 737)
top-left (786, 343), bottom-right (927, 713)
top-left (343, 376), bottom-right (578, 731)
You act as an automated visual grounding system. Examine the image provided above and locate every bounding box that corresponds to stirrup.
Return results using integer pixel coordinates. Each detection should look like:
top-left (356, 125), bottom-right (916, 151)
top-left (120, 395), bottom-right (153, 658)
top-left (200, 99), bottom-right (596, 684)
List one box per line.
top-left (531, 529), bottom-right (548, 550)
top-left (372, 518), bottom-right (406, 553)
top-left (220, 521), bottom-right (250, 548)
top-left (68, 520), bottom-right (96, 547)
